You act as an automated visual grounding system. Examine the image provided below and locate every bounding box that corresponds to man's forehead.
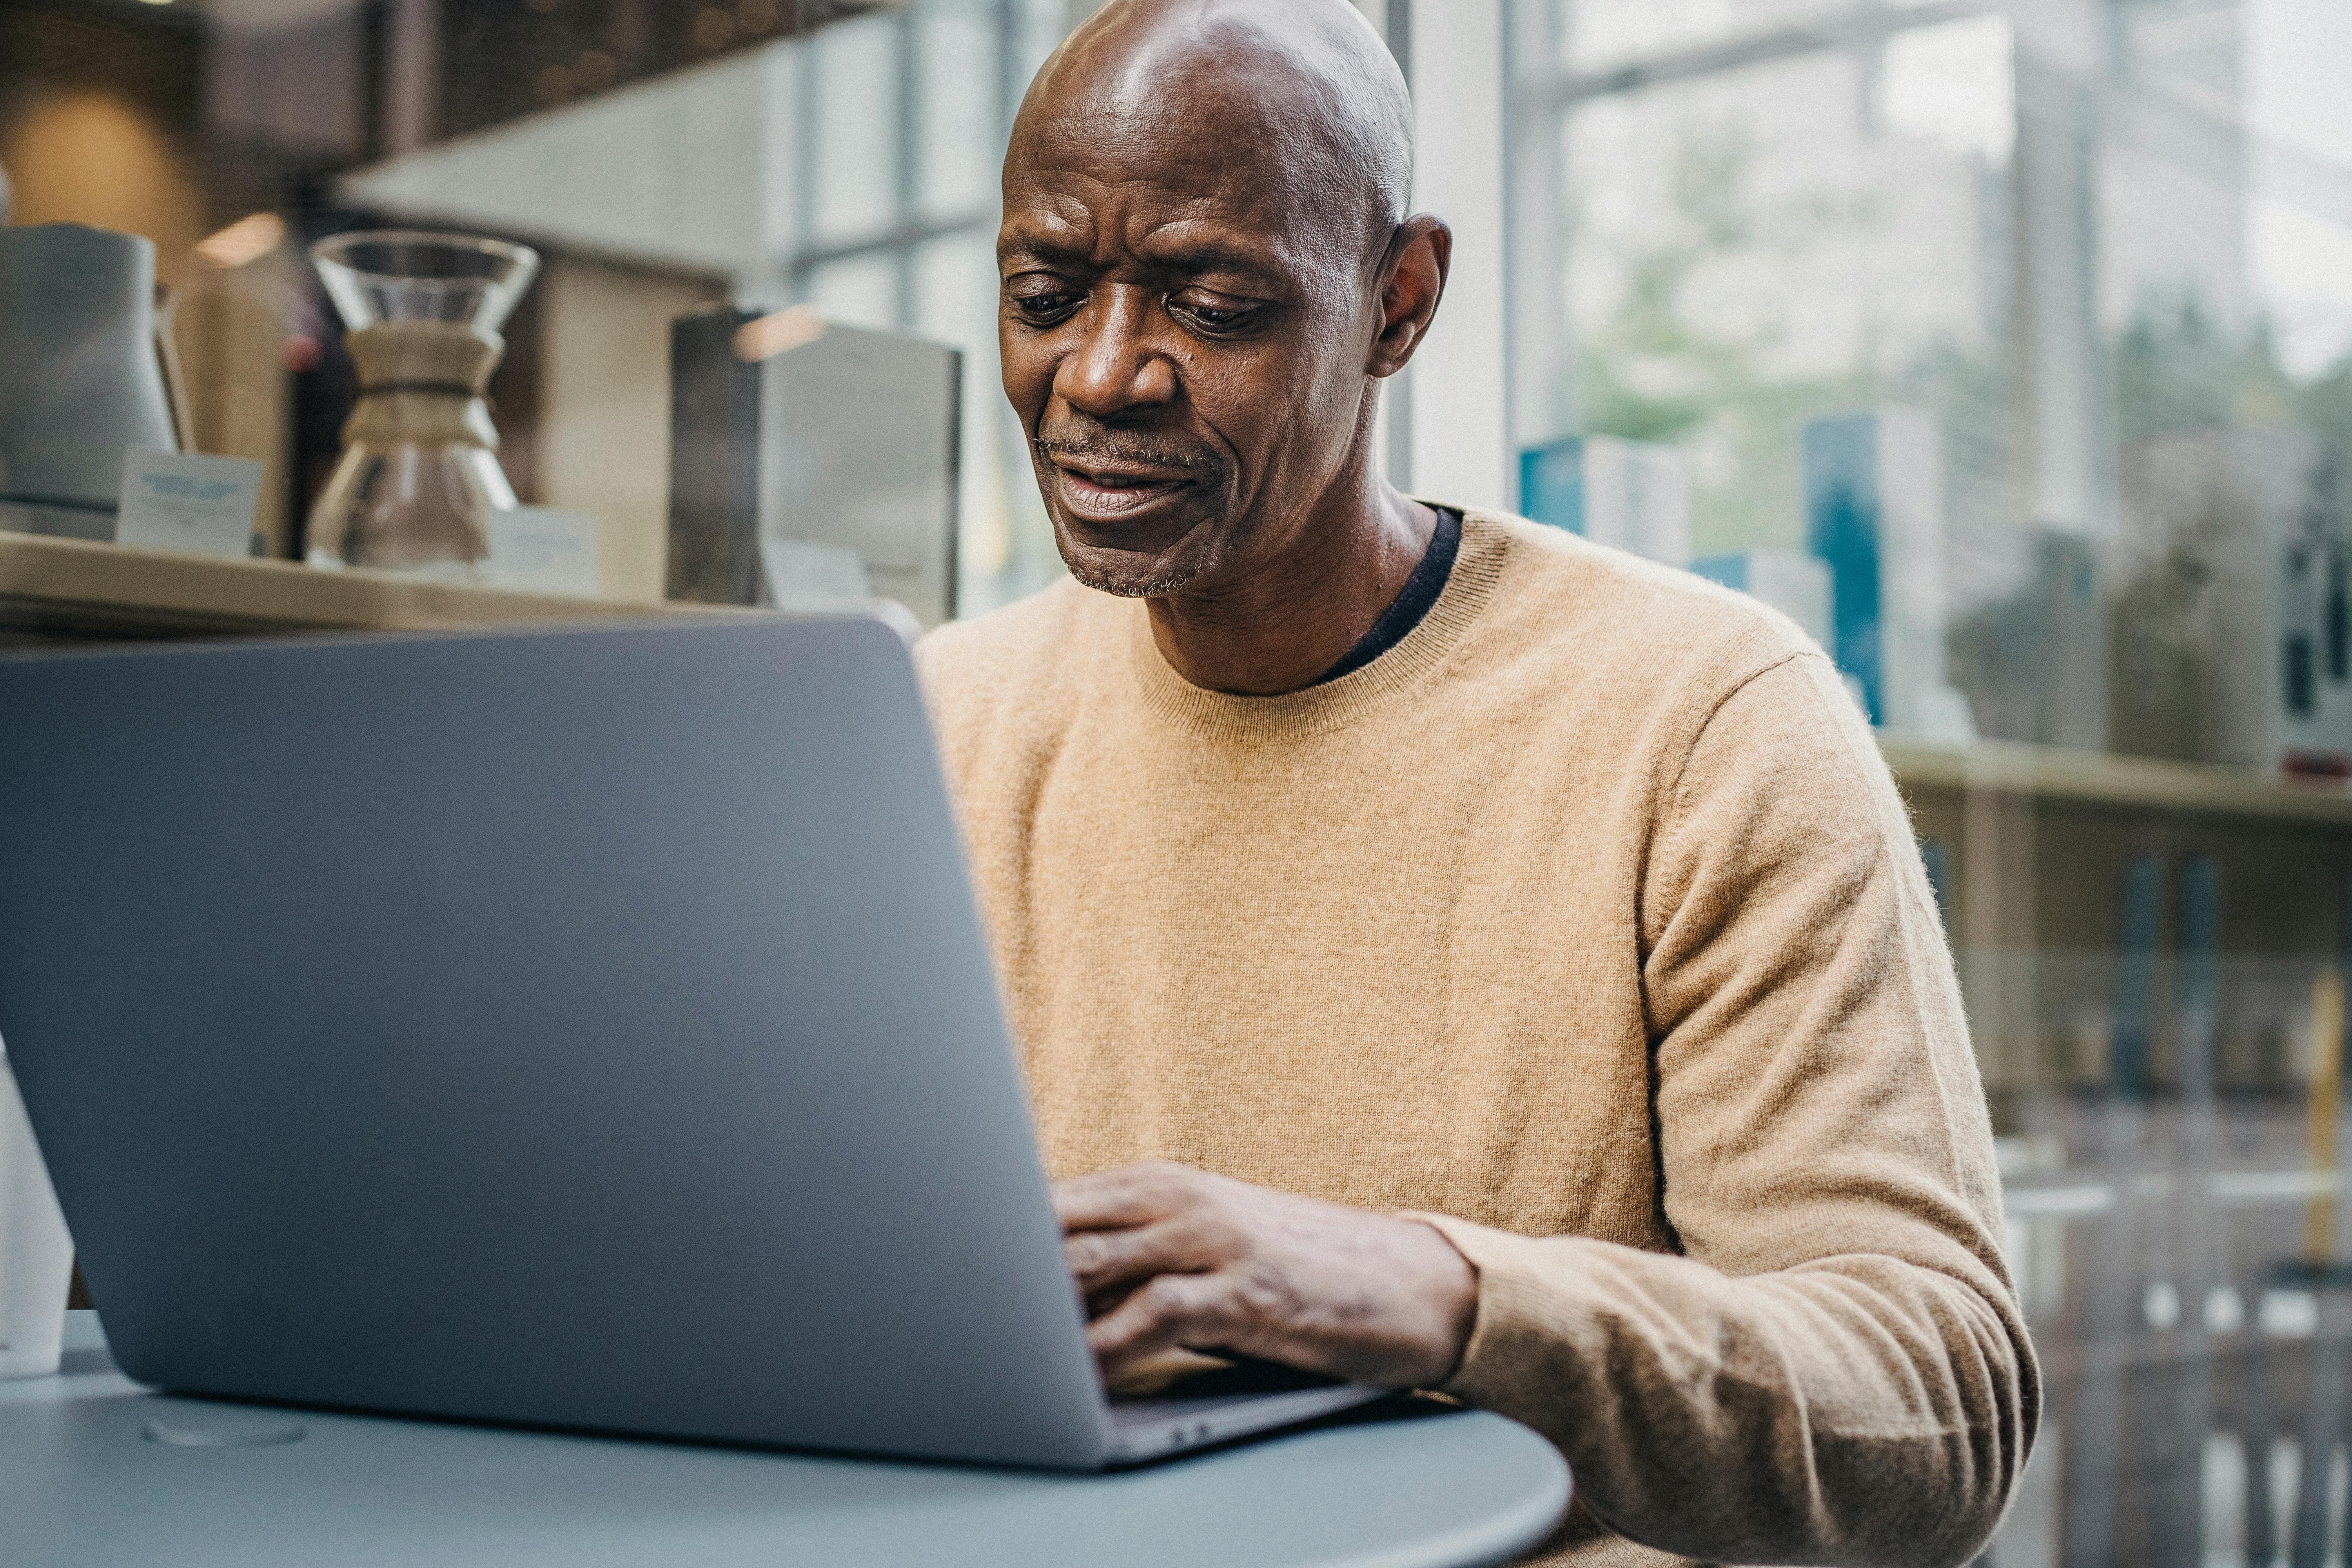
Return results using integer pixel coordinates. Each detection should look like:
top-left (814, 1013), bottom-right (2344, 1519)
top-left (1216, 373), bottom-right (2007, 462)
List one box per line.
top-left (1006, 116), bottom-right (1287, 228)
top-left (1003, 100), bottom-right (1369, 276)
top-left (1009, 77), bottom-right (1302, 199)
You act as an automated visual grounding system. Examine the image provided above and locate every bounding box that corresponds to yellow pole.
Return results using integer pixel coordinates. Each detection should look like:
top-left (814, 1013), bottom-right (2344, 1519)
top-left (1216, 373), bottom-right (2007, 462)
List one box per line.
top-left (2308, 965), bottom-right (2346, 1262)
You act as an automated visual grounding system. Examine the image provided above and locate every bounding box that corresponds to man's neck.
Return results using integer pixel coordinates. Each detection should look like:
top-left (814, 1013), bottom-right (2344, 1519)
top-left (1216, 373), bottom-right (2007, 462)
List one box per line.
top-left (1143, 475), bottom-right (1439, 697)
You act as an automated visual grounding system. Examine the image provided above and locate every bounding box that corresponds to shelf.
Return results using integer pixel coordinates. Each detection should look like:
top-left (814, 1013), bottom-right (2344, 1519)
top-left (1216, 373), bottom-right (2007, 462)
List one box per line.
top-left (1881, 738), bottom-right (2352, 829)
top-left (0, 530), bottom-right (765, 642)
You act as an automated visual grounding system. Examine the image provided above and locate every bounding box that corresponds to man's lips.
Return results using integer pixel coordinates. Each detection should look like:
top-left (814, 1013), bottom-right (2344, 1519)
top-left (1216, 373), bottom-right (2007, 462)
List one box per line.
top-left (1050, 458), bottom-right (1198, 521)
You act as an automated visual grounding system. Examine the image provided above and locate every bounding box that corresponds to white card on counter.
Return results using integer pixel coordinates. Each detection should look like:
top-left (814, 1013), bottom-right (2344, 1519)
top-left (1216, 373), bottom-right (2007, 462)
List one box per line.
top-left (485, 507), bottom-right (599, 598)
top-left (113, 447), bottom-right (262, 559)
top-left (759, 537), bottom-right (873, 610)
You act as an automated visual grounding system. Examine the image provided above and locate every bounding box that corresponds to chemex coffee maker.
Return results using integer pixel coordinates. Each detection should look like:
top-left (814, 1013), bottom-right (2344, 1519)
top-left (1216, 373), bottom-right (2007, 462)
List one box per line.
top-left (305, 229), bottom-right (539, 575)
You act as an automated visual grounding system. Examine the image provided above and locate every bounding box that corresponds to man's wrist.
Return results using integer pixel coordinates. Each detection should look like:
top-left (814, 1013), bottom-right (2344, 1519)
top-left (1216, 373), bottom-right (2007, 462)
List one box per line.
top-left (1400, 1214), bottom-right (1480, 1388)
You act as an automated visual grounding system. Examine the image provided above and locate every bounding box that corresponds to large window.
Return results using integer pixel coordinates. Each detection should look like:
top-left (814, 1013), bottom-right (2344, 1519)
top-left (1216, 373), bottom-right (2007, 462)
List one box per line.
top-left (1509, 4), bottom-right (2352, 1562)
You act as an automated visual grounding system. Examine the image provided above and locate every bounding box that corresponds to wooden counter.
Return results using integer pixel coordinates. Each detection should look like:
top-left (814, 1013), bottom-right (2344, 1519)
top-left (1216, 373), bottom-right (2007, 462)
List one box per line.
top-left (1882, 737), bottom-right (2352, 829)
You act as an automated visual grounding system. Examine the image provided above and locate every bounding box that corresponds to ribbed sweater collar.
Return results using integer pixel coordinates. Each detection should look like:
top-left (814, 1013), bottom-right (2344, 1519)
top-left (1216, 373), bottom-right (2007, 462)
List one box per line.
top-left (1121, 507), bottom-right (1510, 744)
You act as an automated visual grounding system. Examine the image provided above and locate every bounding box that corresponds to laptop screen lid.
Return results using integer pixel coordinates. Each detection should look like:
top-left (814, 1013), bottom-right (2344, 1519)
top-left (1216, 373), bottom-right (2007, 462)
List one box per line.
top-left (0, 617), bottom-right (1110, 1468)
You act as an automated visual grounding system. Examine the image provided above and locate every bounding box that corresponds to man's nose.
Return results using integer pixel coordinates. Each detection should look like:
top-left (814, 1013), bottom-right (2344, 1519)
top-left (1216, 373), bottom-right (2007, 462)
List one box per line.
top-left (1053, 285), bottom-right (1177, 417)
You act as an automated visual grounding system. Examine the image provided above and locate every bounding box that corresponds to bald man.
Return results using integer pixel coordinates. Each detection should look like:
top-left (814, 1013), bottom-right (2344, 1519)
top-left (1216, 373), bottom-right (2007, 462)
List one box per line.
top-left (914, 3), bottom-right (2036, 1564)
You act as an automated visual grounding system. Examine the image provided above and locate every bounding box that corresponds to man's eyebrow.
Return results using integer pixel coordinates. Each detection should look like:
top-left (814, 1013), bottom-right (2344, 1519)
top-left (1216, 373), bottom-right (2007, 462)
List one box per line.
top-left (1137, 240), bottom-right (1287, 284)
top-left (998, 232), bottom-right (1094, 268)
top-left (997, 227), bottom-right (1289, 286)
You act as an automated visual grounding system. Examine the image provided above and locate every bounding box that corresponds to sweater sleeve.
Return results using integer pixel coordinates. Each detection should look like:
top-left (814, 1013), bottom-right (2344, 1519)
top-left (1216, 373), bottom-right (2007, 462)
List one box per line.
top-left (1409, 650), bottom-right (2038, 1568)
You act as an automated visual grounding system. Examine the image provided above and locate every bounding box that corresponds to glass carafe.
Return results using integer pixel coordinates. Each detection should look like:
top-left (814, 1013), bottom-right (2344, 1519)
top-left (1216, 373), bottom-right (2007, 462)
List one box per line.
top-left (306, 230), bottom-right (539, 575)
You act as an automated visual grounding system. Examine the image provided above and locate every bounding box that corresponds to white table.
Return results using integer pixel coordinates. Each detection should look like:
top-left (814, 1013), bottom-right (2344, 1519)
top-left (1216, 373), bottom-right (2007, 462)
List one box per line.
top-left (2, 1312), bottom-right (1569, 1567)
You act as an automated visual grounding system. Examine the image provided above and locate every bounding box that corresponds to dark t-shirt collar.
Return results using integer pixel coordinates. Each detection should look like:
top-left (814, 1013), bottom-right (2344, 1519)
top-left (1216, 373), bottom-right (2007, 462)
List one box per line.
top-left (1314, 505), bottom-right (1464, 686)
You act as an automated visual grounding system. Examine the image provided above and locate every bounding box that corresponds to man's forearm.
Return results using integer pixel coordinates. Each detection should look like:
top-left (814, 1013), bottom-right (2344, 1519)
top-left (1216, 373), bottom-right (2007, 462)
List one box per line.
top-left (1412, 1217), bottom-right (2036, 1568)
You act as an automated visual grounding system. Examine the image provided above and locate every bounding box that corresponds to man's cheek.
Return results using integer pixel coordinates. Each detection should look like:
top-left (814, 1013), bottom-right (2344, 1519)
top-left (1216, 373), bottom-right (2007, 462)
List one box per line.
top-left (996, 338), bottom-right (1054, 413)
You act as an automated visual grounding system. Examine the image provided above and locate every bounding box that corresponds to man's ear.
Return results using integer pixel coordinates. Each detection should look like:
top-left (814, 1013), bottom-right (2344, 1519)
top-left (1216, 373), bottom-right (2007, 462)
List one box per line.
top-left (1368, 215), bottom-right (1451, 379)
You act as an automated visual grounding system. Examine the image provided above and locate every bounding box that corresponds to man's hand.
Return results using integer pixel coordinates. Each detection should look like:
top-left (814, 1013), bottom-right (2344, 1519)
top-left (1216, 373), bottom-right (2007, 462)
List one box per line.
top-left (1053, 1161), bottom-right (1479, 1389)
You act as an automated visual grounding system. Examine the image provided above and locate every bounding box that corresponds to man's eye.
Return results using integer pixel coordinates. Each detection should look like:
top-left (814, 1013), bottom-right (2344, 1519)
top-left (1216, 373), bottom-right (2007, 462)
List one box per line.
top-left (1010, 290), bottom-right (1083, 324)
top-left (1171, 296), bottom-right (1261, 334)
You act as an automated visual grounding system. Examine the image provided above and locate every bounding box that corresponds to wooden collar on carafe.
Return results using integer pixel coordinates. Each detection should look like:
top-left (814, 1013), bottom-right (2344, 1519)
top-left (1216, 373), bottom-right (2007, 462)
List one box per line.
top-left (342, 322), bottom-right (504, 448)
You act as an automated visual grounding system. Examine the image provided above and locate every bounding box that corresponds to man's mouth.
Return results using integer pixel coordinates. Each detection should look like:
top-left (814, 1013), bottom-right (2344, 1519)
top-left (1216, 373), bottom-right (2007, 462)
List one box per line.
top-left (1049, 456), bottom-right (1197, 521)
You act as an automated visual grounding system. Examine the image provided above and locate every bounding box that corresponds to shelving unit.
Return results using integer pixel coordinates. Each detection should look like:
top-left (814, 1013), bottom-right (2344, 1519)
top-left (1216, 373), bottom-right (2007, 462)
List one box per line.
top-left (1883, 739), bottom-right (2352, 1097)
top-left (0, 532), bottom-right (763, 644)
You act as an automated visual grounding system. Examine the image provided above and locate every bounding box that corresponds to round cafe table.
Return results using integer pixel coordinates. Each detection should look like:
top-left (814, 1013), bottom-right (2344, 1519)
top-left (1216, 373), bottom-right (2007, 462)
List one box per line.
top-left (2, 1312), bottom-right (1570, 1568)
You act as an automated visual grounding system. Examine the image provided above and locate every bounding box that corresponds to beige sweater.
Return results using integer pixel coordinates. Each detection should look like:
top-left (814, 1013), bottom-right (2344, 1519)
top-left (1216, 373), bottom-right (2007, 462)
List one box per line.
top-left (914, 510), bottom-right (2036, 1568)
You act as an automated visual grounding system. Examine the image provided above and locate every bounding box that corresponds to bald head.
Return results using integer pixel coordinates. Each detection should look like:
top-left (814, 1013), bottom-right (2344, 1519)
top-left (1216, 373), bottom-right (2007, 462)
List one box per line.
top-left (1013, 0), bottom-right (1414, 263)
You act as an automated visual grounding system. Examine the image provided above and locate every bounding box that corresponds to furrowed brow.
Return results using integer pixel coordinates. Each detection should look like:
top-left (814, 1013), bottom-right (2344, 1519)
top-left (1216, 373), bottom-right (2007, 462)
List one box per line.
top-left (998, 234), bottom-right (1093, 269)
top-left (1138, 240), bottom-right (1289, 290)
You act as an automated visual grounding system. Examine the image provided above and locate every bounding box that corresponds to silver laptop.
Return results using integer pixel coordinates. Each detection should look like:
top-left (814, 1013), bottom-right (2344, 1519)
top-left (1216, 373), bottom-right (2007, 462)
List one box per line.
top-left (0, 616), bottom-right (1382, 1468)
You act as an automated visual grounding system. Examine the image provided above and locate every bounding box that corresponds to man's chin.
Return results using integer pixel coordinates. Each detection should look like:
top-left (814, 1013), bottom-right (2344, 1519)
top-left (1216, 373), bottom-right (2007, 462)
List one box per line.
top-left (1053, 521), bottom-right (1223, 600)
top-left (1062, 555), bottom-right (1208, 599)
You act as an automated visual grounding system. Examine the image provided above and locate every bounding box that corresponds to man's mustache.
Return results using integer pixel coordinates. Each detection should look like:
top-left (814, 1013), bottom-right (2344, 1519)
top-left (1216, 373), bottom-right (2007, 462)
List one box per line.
top-left (1033, 431), bottom-right (1221, 474)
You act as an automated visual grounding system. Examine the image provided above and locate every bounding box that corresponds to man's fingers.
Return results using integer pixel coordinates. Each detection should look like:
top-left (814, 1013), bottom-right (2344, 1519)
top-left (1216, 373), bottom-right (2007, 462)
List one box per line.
top-left (1084, 1276), bottom-right (1144, 1320)
top-left (1063, 1215), bottom-right (1218, 1298)
top-left (1086, 1271), bottom-right (1231, 1376)
top-left (1051, 1160), bottom-right (1201, 1232)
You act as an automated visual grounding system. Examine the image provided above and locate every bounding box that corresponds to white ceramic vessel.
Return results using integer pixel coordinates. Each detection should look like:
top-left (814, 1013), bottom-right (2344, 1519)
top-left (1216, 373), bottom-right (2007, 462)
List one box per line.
top-left (0, 1040), bottom-right (72, 1379)
top-left (0, 224), bottom-right (177, 535)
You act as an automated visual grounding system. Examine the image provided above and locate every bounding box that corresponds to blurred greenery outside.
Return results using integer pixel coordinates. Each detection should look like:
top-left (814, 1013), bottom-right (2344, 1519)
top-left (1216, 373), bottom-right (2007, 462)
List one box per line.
top-left (1563, 122), bottom-right (2352, 757)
